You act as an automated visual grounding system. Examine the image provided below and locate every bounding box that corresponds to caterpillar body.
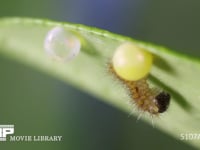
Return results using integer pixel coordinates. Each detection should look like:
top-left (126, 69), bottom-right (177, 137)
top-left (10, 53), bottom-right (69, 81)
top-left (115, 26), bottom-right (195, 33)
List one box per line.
top-left (108, 63), bottom-right (170, 115)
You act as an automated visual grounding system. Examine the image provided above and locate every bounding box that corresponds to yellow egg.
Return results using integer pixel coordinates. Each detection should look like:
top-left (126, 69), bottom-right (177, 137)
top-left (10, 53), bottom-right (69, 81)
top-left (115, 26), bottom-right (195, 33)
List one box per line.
top-left (112, 42), bottom-right (153, 81)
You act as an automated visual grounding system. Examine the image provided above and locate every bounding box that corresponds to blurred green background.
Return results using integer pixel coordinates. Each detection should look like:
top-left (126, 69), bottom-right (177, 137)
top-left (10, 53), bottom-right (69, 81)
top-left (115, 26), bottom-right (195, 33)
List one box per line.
top-left (0, 0), bottom-right (199, 149)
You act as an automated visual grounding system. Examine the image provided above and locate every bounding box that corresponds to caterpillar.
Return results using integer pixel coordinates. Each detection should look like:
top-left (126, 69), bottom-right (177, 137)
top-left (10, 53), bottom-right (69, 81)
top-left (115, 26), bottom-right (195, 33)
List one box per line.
top-left (108, 64), bottom-right (170, 115)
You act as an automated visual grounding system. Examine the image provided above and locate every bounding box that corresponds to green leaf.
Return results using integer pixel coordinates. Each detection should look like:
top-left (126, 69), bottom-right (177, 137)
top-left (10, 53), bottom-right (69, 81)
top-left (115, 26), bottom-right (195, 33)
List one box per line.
top-left (0, 17), bottom-right (200, 148)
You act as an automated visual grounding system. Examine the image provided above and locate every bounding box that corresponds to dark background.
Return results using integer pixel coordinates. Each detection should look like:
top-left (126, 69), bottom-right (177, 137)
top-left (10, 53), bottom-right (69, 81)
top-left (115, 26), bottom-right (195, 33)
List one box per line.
top-left (0, 0), bottom-right (199, 149)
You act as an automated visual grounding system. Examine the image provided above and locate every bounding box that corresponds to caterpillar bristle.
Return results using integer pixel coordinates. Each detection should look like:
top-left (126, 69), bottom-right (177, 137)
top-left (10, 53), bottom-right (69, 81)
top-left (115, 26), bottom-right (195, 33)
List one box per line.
top-left (108, 63), bottom-right (170, 115)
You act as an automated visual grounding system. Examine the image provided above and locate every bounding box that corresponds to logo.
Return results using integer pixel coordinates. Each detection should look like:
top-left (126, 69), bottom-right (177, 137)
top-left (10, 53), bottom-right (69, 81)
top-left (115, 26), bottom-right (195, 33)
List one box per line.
top-left (0, 125), bottom-right (14, 141)
top-left (0, 124), bottom-right (62, 142)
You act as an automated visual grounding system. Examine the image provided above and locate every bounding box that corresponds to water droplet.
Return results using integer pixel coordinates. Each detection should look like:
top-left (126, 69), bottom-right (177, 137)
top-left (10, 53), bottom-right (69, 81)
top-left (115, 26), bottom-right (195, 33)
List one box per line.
top-left (44, 27), bottom-right (81, 62)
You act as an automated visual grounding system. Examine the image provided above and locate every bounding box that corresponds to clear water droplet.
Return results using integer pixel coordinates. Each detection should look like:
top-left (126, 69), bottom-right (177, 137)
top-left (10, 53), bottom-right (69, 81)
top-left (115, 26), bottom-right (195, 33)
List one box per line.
top-left (44, 27), bottom-right (81, 62)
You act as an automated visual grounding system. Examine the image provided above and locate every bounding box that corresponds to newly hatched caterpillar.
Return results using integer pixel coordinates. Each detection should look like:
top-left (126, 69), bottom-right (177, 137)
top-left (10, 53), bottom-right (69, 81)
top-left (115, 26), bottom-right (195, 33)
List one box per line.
top-left (109, 42), bottom-right (170, 115)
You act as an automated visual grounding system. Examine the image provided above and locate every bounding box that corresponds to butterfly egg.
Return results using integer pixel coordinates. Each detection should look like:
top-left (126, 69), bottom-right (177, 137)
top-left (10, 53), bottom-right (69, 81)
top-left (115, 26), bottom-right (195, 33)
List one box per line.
top-left (112, 42), bottom-right (153, 81)
top-left (44, 27), bottom-right (81, 62)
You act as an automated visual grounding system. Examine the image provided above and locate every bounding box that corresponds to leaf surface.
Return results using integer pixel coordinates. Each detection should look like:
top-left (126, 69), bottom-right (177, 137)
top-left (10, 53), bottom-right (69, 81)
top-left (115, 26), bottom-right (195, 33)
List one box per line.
top-left (0, 17), bottom-right (199, 148)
